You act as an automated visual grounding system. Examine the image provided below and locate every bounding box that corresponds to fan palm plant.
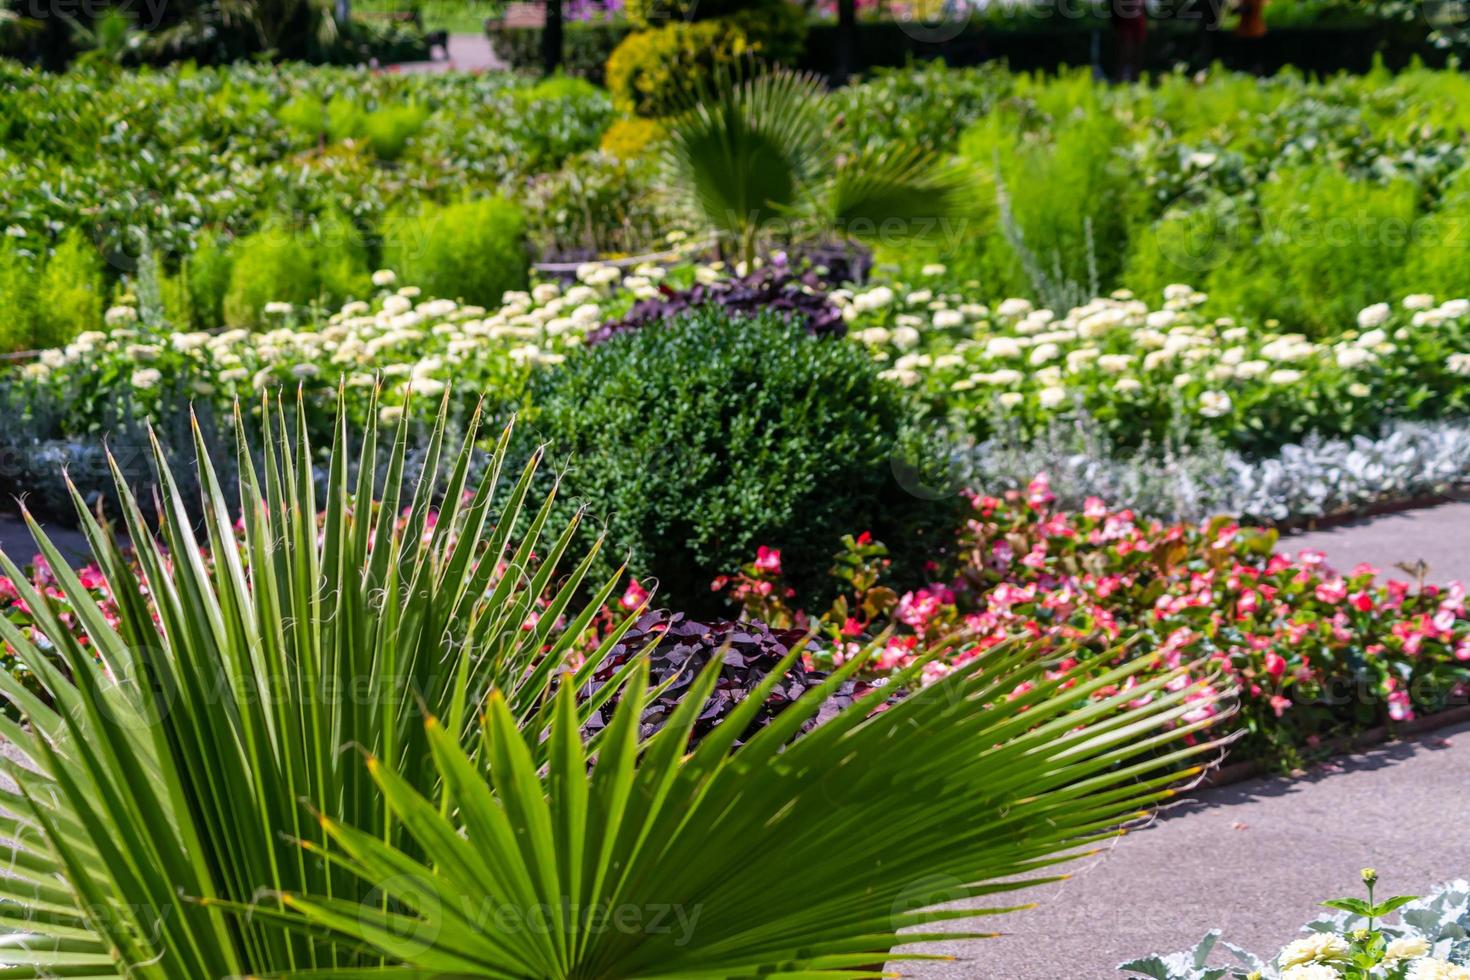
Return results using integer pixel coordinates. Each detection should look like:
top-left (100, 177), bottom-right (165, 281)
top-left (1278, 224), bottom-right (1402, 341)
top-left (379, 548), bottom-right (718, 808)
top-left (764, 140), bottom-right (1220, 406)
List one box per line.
top-left (268, 646), bottom-right (1230, 978)
top-left (662, 67), bottom-right (975, 269)
top-left (0, 387), bottom-right (643, 977)
top-left (0, 386), bottom-right (1230, 978)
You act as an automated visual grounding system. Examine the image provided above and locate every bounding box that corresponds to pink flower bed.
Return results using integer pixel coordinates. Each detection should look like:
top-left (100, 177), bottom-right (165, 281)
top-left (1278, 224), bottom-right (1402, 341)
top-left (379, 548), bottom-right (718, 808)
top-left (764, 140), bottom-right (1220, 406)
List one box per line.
top-left (718, 476), bottom-right (1470, 765)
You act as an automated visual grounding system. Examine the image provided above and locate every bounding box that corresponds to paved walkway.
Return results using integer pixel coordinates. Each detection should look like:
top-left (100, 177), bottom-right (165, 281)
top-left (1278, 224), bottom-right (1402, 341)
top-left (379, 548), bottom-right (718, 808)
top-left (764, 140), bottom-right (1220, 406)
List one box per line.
top-left (0, 511), bottom-right (92, 568)
top-left (899, 720), bottom-right (1470, 979)
top-left (389, 33), bottom-right (504, 73)
top-left (1285, 500), bottom-right (1470, 585)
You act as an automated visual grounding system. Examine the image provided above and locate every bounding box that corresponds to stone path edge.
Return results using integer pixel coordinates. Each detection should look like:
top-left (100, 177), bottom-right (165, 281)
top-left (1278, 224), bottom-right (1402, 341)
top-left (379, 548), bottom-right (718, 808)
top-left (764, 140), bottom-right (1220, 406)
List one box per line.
top-left (1199, 701), bottom-right (1470, 791)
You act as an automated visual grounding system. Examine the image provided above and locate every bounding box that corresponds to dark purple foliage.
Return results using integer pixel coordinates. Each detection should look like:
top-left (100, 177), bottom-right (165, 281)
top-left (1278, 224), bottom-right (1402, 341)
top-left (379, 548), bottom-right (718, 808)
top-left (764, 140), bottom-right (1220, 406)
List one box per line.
top-left (581, 609), bottom-right (869, 745)
top-left (584, 266), bottom-right (847, 346)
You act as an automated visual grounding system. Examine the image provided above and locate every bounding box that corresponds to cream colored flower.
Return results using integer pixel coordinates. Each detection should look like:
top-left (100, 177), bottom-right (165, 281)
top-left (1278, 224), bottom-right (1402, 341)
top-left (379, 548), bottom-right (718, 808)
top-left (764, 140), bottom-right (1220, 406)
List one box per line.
top-left (1357, 302), bottom-right (1391, 328)
top-left (1406, 959), bottom-right (1470, 980)
top-left (996, 297), bottom-right (1033, 320)
top-left (1199, 390), bottom-right (1232, 417)
top-left (1403, 293), bottom-right (1435, 310)
top-left (1384, 936), bottom-right (1431, 962)
top-left (1037, 385), bottom-right (1067, 409)
top-left (1279, 933), bottom-right (1350, 968)
top-left (891, 326), bottom-right (921, 350)
top-left (1028, 343), bottom-right (1060, 366)
top-left (131, 368), bottom-right (162, 389)
top-left (1281, 966), bottom-right (1341, 980)
top-left (104, 305), bottom-right (138, 327)
top-left (371, 269), bottom-right (397, 287)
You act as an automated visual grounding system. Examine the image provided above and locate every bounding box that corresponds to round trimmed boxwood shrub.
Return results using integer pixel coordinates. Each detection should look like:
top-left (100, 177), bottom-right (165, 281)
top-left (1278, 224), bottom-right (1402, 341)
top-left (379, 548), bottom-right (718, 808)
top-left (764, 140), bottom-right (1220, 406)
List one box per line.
top-left (380, 197), bottom-right (528, 307)
top-left (529, 307), bottom-right (959, 614)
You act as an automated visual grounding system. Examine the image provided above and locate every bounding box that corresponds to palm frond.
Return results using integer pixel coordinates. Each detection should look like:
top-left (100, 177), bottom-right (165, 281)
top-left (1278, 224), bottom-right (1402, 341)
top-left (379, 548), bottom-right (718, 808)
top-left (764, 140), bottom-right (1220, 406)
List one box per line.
top-left (829, 144), bottom-right (979, 243)
top-left (662, 67), bottom-right (829, 259)
top-left (0, 385), bottom-right (636, 977)
top-left (273, 640), bottom-right (1232, 978)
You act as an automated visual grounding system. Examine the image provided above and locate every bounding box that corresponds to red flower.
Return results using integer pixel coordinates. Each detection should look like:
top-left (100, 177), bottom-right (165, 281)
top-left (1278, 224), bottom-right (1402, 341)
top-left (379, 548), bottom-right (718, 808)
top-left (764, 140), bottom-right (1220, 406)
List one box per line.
top-left (620, 578), bottom-right (649, 611)
top-left (754, 546), bottom-right (782, 574)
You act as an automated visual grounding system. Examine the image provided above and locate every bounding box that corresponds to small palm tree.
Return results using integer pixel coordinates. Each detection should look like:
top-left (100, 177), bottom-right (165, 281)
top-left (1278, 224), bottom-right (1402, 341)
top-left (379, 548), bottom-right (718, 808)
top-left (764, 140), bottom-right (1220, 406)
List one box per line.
top-left (663, 66), bottom-right (975, 269)
top-left (0, 386), bottom-right (1229, 977)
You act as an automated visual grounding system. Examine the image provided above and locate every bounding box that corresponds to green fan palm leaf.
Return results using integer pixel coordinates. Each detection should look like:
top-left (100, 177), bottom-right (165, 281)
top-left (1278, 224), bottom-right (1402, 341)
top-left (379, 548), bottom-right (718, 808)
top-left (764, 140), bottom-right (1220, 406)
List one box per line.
top-left (271, 639), bottom-right (1230, 978)
top-left (663, 66), bottom-right (977, 267)
top-left (0, 387), bottom-right (640, 977)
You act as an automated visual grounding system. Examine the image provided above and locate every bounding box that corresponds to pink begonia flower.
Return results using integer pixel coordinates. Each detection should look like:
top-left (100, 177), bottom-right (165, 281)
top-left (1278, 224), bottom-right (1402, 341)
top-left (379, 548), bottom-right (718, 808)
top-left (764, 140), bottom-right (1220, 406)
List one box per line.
top-left (1269, 695), bottom-right (1292, 718)
top-left (1083, 496), bottom-right (1107, 520)
top-left (754, 546), bottom-right (782, 574)
top-left (1026, 474), bottom-right (1055, 508)
top-left (1349, 591), bottom-right (1374, 612)
top-left (1315, 577), bottom-right (1348, 604)
top-left (1387, 689), bottom-right (1414, 722)
top-left (1264, 652), bottom-right (1287, 678)
top-left (620, 578), bottom-right (649, 610)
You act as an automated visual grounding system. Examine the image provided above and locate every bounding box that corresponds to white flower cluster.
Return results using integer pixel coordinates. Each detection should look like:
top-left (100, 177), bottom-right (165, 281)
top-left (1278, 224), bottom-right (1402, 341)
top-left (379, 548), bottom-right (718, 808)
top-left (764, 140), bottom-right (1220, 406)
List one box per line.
top-left (834, 279), bottom-right (1470, 434)
top-left (15, 262), bottom-right (671, 420)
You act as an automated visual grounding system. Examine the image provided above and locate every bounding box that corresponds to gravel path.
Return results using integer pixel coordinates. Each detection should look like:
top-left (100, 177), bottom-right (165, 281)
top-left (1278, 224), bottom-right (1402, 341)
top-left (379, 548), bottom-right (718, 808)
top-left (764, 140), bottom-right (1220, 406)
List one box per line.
top-left (896, 720), bottom-right (1470, 979)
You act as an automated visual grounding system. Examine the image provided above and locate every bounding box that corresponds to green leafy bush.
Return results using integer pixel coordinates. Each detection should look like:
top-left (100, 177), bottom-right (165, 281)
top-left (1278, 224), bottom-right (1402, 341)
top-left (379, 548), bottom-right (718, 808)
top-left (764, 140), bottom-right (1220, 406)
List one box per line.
top-left (358, 102), bottom-right (429, 160)
top-left (1206, 167), bottom-right (1420, 334)
top-left (0, 239), bottom-right (40, 352)
top-left (529, 307), bottom-right (958, 612)
top-left (380, 196), bottom-right (528, 306)
top-left (950, 79), bottom-right (1132, 305)
top-left (34, 229), bottom-right (105, 348)
top-left (1396, 163), bottom-right (1470, 300)
top-left (605, 0), bottom-right (806, 118)
top-left (222, 212), bottom-right (370, 328)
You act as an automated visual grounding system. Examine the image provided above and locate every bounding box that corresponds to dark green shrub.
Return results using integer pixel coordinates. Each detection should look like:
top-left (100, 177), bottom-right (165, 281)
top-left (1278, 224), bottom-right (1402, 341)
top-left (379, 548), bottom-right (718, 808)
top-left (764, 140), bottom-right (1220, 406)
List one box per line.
top-left (380, 196), bottom-right (527, 306)
top-left (529, 307), bottom-right (959, 613)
